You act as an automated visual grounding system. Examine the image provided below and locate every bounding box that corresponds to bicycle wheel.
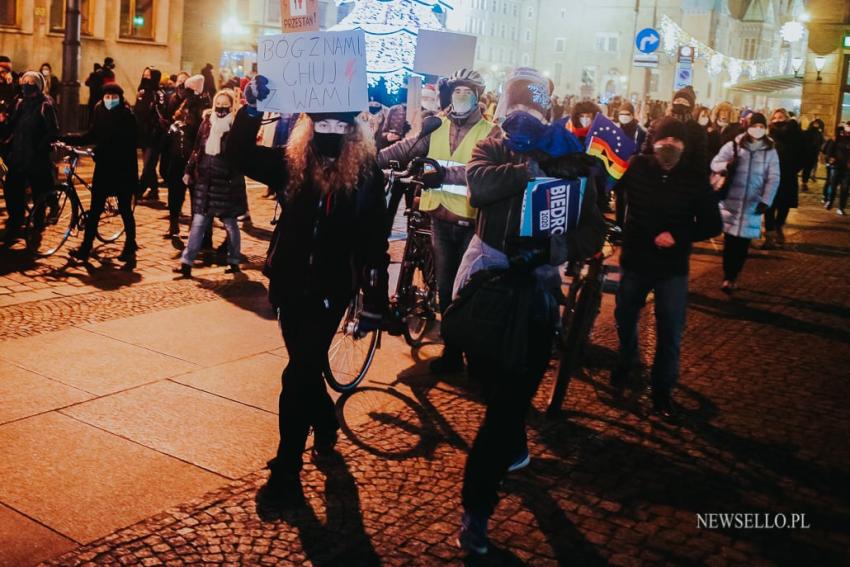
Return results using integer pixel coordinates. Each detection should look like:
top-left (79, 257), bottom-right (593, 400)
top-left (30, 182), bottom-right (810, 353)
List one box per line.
top-left (96, 193), bottom-right (136, 243)
top-left (26, 186), bottom-right (78, 257)
top-left (323, 292), bottom-right (379, 393)
top-left (546, 277), bottom-right (603, 417)
top-left (402, 235), bottom-right (438, 347)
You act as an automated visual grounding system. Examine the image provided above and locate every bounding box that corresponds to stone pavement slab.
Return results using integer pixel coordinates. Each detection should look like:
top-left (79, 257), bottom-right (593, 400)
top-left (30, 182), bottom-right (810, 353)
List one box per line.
top-left (62, 380), bottom-right (280, 480)
top-left (0, 504), bottom-right (76, 567)
top-left (0, 360), bottom-right (92, 425)
top-left (171, 352), bottom-right (284, 414)
top-left (0, 328), bottom-right (197, 396)
top-left (0, 412), bottom-right (223, 544)
top-left (79, 295), bottom-right (279, 367)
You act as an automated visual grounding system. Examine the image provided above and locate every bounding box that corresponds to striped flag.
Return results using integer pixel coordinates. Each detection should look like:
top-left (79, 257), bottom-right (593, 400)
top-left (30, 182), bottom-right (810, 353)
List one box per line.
top-left (585, 113), bottom-right (637, 181)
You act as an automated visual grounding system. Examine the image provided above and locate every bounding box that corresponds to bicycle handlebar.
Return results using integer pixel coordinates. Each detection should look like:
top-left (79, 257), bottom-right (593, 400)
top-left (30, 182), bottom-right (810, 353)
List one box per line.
top-left (52, 141), bottom-right (94, 158)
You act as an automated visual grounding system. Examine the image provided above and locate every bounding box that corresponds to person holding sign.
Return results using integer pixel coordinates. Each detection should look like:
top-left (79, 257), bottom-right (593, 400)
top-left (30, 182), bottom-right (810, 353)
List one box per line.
top-left (451, 67), bottom-right (605, 556)
top-left (377, 67), bottom-right (499, 375)
top-left (227, 77), bottom-right (389, 518)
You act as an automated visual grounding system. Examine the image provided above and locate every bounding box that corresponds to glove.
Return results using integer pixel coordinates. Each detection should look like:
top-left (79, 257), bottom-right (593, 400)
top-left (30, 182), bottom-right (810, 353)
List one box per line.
top-left (245, 75), bottom-right (271, 116)
top-left (421, 162), bottom-right (446, 189)
top-left (754, 202), bottom-right (769, 215)
top-left (356, 310), bottom-right (382, 338)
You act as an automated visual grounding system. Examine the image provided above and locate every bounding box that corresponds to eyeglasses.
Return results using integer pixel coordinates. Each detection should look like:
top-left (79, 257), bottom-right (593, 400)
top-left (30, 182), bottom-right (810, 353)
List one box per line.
top-left (314, 120), bottom-right (351, 135)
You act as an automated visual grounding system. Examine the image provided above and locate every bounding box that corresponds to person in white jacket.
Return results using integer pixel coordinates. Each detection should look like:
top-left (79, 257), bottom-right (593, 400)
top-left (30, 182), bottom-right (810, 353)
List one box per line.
top-left (710, 112), bottom-right (780, 294)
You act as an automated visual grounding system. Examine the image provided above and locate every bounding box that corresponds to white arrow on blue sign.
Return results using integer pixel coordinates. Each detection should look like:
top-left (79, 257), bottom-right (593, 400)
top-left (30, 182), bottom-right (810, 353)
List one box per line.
top-left (635, 28), bottom-right (660, 54)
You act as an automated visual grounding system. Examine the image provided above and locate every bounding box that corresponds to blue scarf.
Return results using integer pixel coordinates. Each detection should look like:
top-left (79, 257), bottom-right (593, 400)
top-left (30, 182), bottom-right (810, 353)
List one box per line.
top-left (502, 112), bottom-right (583, 158)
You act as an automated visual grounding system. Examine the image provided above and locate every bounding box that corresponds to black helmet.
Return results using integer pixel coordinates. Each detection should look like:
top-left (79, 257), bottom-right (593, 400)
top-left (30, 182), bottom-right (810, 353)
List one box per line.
top-left (447, 68), bottom-right (485, 97)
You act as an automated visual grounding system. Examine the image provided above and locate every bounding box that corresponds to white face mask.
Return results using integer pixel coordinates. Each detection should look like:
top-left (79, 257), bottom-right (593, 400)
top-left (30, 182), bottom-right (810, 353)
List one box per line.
top-left (748, 126), bottom-right (766, 139)
top-left (579, 116), bottom-right (592, 128)
top-left (618, 114), bottom-right (633, 125)
top-left (698, 116), bottom-right (710, 126)
top-left (717, 119), bottom-right (729, 128)
top-left (452, 93), bottom-right (477, 115)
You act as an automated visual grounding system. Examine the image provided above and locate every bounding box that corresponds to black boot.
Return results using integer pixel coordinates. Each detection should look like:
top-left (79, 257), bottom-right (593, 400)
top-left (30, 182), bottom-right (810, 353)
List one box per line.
top-left (166, 218), bottom-right (179, 237)
top-left (651, 389), bottom-right (678, 422)
top-left (255, 465), bottom-right (305, 520)
top-left (430, 346), bottom-right (465, 374)
top-left (118, 243), bottom-right (137, 263)
top-left (69, 246), bottom-right (91, 262)
top-left (173, 263), bottom-right (191, 278)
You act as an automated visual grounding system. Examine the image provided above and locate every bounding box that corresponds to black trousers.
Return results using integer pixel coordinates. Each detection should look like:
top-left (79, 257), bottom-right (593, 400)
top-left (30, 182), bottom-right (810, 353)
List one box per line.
top-left (273, 295), bottom-right (347, 475)
top-left (3, 164), bottom-right (54, 229)
top-left (81, 190), bottom-right (136, 253)
top-left (764, 205), bottom-right (790, 231)
top-left (722, 233), bottom-right (751, 281)
top-left (139, 145), bottom-right (161, 194)
top-left (826, 169), bottom-right (849, 210)
top-left (167, 157), bottom-right (190, 221)
top-left (461, 321), bottom-right (552, 517)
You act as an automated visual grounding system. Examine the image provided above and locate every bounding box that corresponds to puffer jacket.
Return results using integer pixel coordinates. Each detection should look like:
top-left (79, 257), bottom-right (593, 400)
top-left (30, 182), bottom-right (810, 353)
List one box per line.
top-left (186, 114), bottom-right (247, 218)
top-left (711, 133), bottom-right (780, 240)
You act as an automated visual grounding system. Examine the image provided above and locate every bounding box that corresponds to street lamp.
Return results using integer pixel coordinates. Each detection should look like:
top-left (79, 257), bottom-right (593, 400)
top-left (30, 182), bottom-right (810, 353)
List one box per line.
top-left (780, 21), bottom-right (805, 43)
top-left (791, 56), bottom-right (803, 78)
top-left (814, 56), bottom-right (826, 81)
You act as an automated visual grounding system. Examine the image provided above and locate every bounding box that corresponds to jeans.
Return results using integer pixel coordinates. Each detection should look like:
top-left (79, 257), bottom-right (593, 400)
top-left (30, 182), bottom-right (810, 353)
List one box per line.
top-left (430, 218), bottom-right (475, 314)
top-left (614, 270), bottom-right (689, 397)
top-left (139, 146), bottom-right (160, 194)
top-left (81, 190), bottom-right (136, 253)
top-left (823, 166), bottom-right (835, 202)
top-left (273, 296), bottom-right (347, 474)
top-left (461, 321), bottom-right (552, 518)
top-left (826, 169), bottom-right (849, 211)
top-left (722, 233), bottom-right (751, 281)
top-left (181, 213), bottom-right (240, 265)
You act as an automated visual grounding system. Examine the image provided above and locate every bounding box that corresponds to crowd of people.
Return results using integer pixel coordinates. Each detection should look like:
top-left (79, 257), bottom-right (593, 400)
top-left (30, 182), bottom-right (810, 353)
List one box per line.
top-left (1, 53), bottom-right (850, 556)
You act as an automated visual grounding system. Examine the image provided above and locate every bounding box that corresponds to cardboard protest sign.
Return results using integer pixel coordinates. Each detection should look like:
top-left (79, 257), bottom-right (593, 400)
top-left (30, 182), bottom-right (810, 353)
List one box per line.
top-left (257, 30), bottom-right (368, 114)
top-left (281, 0), bottom-right (318, 33)
top-left (519, 177), bottom-right (586, 237)
top-left (413, 29), bottom-right (477, 77)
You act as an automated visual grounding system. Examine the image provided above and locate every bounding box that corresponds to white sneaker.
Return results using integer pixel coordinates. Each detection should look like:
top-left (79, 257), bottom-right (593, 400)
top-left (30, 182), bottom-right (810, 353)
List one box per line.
top-left (507, 450), bottom-right (530, 473)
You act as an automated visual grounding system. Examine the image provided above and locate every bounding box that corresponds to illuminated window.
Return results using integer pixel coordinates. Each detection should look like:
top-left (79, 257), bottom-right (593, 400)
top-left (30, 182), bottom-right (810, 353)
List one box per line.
top-left (50, 0), bottom-right (93, 35)
top-left (120, 0), bottom-right (154, 39)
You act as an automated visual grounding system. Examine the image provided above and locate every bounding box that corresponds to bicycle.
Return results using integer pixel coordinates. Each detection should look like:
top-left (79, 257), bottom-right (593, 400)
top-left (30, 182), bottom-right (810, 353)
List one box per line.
top-left (25, 142), bottom-right (135, 257)
top-left (323, 158), bottom-right (439, 393)
top-left (546, 219), bottom-right (622, 417)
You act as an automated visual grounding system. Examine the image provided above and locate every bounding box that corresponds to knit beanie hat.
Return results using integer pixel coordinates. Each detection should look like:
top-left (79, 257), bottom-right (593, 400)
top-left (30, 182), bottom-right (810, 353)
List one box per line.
top-left (184, 74), bottom-right (205, 95)
top-left (748, 112), bottom-right (767, 127)
top-left (653, 117), bottom-right (687, 142)
top-left (102, 82), bottom-right (125, 97)
top-left (672, 86), bottom-right (696, 108)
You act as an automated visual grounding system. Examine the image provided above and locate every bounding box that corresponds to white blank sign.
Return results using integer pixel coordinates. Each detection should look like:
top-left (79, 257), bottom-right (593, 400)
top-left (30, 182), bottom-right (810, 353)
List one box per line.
top-left (413, 29), bottom-right (477, 77)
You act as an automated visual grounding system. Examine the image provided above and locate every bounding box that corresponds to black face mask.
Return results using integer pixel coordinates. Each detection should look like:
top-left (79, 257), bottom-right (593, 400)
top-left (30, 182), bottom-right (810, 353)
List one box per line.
top-left (672, 103), bottom-right (691, 116)
top-left (368, 105), bottom-right (382, 115)
top-left (22, 83), bottom-right (40, 97)
top-left (654, 144), bottom-right (683, 170)
top-left (312, 132), bottom-right (345, 158)
top-left (215, 107), bottom-right (231, 118)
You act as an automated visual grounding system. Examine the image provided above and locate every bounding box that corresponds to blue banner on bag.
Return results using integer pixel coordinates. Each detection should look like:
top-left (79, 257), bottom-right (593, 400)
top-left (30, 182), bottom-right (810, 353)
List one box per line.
top-left (519, 177), bottom-right (586, 237)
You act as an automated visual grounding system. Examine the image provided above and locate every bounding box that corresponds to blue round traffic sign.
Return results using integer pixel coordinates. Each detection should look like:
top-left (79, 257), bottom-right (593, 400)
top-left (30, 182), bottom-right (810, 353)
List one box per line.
top-left (636, 28), bottom-right (660, 54)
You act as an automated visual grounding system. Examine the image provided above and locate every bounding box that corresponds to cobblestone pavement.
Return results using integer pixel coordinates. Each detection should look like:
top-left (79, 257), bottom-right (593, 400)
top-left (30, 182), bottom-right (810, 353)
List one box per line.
top-left (2, 187), bottom-right (839, 565)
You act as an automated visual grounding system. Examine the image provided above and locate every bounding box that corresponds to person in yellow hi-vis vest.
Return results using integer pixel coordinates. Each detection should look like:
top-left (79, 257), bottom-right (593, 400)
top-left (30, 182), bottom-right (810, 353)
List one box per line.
top-left (378, 68), bottom-right (499, 373)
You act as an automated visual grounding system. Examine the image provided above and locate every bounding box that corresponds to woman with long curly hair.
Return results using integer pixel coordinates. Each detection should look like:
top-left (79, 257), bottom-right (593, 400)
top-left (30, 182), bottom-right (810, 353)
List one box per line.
top-left (228, 83), bottom-right (389, 518)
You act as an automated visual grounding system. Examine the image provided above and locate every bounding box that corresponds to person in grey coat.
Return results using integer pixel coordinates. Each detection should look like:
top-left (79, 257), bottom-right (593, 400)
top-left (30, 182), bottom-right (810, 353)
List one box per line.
top-left (710, 112), bottom-right (780, 294)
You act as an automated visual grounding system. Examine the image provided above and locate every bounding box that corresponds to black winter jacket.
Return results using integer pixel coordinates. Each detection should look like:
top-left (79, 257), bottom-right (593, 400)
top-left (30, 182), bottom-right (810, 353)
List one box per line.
top-left (618, 154), bottom-right (721, 277)
top-left (228, 107), bottom-right (389, 312)
top-left (1, 94), bottom-right (59, 170)
top-left (135, 73), bottom-right (167, 148)
top-left (62, 101), bottom-right (139, 196)
top-left (769, 121), bottom-right (805, 209)
top-left (186, 115), bottom-right (247, 218)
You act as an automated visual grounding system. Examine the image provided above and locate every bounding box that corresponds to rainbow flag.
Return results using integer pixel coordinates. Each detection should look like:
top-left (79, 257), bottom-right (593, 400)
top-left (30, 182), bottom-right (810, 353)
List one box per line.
top-left (585, 114), bottom-right (636, 180)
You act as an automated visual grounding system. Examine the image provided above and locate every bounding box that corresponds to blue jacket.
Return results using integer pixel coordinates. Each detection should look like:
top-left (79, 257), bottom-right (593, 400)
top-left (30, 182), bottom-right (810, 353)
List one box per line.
top-left (711, 134), bottom-right (780, 239)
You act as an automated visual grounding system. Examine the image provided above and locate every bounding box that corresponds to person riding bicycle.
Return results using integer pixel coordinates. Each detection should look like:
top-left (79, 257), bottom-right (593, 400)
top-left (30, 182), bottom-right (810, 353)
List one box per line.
top-left (227, 76), bottom-right (389, 518)
top-left (452, 66), bottom-right (606, 556)
top-left (62, 82), bottom-right (139, 268)
top-left (0, 71), bottom-right (59, 246)
top-left (378, 68), bottom-right (499, 374)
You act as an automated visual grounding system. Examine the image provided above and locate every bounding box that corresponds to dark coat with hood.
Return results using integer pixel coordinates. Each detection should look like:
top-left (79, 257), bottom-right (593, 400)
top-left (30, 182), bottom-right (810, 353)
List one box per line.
top-left (186, 113), bottom-right (248, 218)
top-left (62, 99), bottom-right (139, 196)
top-left (134, 69), bottom-right (167, 148)
top-left (1, 92), bottom-right (59, 170)
top-left (166, 91), bottom-right (210, 175)
top-left (227, 107), bottom-right (389, 312)
top-left (769, 120), bottom-right (805, 208)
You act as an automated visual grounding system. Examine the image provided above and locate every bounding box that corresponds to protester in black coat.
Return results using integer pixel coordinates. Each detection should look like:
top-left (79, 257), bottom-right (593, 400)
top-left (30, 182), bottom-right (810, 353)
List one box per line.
top-left (763, 108), bottom-right (805, 248)
top-left (643, 86), bottom-right (709, 174)
top-left (176, 90), bottom-right (247, 275)
top-left (227, 80), bottom-right (389, 517)
top-left (135, 67), bottom-right (168, 199)
top-left (63, 83), bottom-right (139, 267)
top-left (613, 117), bottom-right (721, 419)
top-left (0, 71), bottom-right (59, 243)
top-left (801, 118), bottom-right (824, 191)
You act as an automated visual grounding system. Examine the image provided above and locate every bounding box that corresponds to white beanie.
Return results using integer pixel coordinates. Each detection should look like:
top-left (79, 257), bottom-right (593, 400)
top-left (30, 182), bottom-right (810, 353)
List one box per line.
top-left (184, 74), bottom-right (205, 95)
top-left (22, 70), bottom-right (46, 93)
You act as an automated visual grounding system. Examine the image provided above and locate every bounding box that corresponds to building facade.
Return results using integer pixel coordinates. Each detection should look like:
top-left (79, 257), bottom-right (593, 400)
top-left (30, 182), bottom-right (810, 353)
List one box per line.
top-left (0, 0), bottom-right (185, 104)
